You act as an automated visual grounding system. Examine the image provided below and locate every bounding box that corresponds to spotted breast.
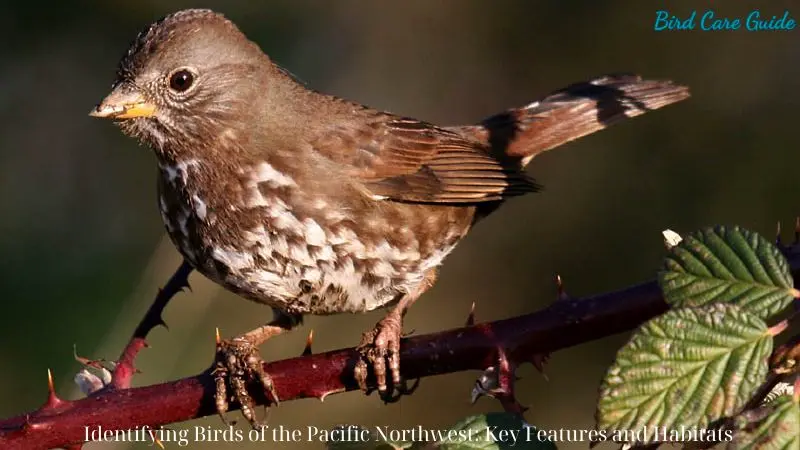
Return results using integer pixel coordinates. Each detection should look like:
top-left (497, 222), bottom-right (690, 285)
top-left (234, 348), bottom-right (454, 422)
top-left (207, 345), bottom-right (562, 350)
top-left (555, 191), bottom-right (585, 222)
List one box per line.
top-left (156, 156), bottom-right (470, 315)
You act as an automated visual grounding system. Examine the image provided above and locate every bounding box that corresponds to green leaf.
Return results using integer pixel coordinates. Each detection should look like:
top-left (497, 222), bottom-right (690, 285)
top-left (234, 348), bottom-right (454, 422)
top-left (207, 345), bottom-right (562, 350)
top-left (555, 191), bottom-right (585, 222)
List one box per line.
top-left (597, 304), bottom-right (772, 444)
top-left (437, 413), bottom-right (556, 450)
top-left (730, 394), bottom-right (799, 450)
top-left (659, 225), bottom-right (797, 320)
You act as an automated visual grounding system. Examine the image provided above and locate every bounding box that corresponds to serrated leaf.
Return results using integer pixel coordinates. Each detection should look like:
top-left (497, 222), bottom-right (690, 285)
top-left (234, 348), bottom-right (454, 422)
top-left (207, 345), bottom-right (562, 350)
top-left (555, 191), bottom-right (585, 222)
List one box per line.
top-left (659, 225), bottom-right (796, 320)
top-left (437, 413), bottom-right (556, 450)
top-left (729, 394), bottom-right (799, 450)
top-left (597, 304), bottom-right (772, 444)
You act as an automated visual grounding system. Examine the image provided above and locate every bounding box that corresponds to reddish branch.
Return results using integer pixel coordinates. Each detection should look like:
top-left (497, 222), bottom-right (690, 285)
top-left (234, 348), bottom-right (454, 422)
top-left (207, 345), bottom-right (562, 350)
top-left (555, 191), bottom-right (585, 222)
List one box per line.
top-left (1, 244), bottom-right (798, 450)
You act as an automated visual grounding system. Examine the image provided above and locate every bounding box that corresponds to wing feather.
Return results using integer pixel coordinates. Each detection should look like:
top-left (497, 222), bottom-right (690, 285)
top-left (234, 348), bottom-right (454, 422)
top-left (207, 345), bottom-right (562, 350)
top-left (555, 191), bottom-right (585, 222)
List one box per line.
top-left (311, 113), bottom-right (539, 203)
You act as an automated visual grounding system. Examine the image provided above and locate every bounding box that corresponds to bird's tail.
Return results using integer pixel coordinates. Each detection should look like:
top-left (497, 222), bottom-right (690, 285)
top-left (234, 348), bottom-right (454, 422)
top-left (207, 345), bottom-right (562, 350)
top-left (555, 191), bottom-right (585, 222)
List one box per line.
top-left (449, 74), bottom-right (690, 167)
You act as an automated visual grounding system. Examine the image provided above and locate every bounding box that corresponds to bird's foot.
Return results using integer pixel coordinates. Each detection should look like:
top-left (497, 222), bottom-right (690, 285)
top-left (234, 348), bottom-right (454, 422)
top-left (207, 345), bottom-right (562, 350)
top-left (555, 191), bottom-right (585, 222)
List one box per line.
top-left (213, 337), bottom-right (278, 428)
top-left (354, 313), bottom-right (419, 402)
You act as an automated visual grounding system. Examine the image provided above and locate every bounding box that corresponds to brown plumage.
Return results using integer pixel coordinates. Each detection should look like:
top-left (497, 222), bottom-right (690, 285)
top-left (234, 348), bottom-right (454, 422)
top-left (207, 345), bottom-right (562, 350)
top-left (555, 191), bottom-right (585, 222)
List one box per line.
top-left (90, 9), bottom-right (690, 427)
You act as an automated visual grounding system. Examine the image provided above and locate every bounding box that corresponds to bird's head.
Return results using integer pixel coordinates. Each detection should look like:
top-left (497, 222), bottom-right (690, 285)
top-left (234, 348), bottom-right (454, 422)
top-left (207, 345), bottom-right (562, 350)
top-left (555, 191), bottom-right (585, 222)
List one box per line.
top-left (90, 9), bottom-right (269, 155)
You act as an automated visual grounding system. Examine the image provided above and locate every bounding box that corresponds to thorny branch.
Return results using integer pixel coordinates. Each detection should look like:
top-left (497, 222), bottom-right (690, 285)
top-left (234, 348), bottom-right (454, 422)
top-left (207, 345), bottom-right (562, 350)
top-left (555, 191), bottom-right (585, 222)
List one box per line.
top-left (113, 260), bottom-right (193, 389)
top-left (0, 241), bottom-right (797, 450)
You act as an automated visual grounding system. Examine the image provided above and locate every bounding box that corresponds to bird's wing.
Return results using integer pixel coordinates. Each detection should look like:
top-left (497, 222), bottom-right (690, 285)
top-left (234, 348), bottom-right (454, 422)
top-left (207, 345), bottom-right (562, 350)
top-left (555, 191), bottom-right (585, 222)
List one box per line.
top-left (311, 113), bottom-right (539, 203)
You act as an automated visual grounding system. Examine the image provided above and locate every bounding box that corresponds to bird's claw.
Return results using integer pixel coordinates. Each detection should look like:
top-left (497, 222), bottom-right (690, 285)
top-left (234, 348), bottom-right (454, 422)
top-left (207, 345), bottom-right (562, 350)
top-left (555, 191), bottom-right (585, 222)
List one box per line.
top-left (378, 377), bottom-right (420, 403)
top-left (354, 314), bottom-right (416, 401)
top-left (214, 338), bottom-right (278, 428)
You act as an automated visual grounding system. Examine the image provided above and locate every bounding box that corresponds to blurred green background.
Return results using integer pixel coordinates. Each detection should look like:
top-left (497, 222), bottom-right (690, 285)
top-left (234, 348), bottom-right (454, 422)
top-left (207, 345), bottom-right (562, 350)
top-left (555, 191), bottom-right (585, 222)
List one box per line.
top-left (1, 0), bottom-right (798, 449)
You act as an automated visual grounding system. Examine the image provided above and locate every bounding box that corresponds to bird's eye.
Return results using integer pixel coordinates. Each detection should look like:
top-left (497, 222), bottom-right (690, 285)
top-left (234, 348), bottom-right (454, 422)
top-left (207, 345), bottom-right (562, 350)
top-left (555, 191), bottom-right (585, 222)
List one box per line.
top-left (168, 69), bottom-right (195, 92)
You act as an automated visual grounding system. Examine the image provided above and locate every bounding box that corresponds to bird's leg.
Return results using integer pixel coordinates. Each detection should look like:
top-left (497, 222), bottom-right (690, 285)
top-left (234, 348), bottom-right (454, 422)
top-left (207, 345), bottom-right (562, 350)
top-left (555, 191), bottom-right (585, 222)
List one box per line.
top-left (354, 269), bottom-right (437, 400)
top-left (214, 309), bottom-right (301, 428)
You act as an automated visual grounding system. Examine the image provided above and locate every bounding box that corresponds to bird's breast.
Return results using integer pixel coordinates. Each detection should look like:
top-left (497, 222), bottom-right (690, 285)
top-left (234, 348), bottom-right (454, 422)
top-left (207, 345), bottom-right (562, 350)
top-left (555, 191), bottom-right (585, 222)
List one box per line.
top-left (156, 158), bottom-right (466, 315)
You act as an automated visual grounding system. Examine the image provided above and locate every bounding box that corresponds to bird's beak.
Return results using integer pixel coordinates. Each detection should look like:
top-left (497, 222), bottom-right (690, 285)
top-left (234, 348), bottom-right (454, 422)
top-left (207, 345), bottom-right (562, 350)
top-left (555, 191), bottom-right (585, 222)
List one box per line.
top-left (89, 87), bottom-right (156, 119)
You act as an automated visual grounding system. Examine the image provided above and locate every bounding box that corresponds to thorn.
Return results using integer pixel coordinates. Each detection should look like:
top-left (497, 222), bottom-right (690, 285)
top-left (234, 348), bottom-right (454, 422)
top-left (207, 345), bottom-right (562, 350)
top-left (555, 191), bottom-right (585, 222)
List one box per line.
top-left (215, 327), bottom-right (222, 345)
top-left (530, 353), bottom-right (551, 381)
top-left (155, 316), bottom-right (169, 331)
top-left (776, 221), bottom-right (782, 246)
top-left (179, 277), bottom-right (193, 292)
top-left (43, 369), bottom-right (66, 409)
top-left (302, 329), bottom-right (314, 356)
top-left (47, 369), bottom-right (55, 396)
top-left (148, 429), bottom-right (165, 449)
top-left (465, 302), bottom-right (476, 326)
top-left (555, 274), bottom-right (569, 301)
top-left (319, 388), bottom-right (345, 402)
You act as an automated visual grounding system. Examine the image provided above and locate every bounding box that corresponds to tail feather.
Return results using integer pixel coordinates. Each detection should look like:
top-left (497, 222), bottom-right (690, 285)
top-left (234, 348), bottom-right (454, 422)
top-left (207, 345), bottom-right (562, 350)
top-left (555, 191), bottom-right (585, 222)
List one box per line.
top-left (449, 74), bottom-right (690, 167)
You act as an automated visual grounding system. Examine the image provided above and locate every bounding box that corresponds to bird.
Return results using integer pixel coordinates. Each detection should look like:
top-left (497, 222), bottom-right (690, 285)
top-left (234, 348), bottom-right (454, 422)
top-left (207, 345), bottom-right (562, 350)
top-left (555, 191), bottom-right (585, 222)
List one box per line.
top-left (89, 8), bottom-right (690, 427)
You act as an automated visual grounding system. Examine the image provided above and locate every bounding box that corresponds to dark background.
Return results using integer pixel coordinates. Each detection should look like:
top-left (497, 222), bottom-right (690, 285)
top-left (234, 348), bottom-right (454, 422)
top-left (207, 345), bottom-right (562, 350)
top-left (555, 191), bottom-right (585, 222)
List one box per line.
top-left (1, 1), bottom-right (798, 449)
